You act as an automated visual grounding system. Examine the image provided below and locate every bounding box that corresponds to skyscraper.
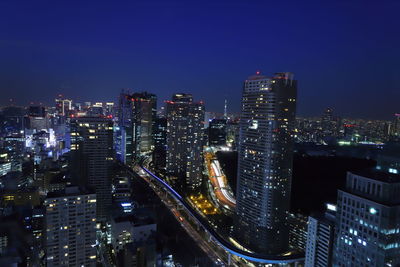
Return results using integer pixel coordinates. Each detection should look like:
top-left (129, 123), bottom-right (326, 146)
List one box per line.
top-left (305, 205), bottom-right (336, 267)
top-left (116, 90), bottom-right (133, 164)
top-left (45, 186), bottom-right (97, 267)
top-left (333, 171), bottom-right (400, 266)
top-left (235, 72), bottom-right (297, 254)
top-left (321, 107), bottom-right (336, 138)
top-left (131, 92), bottom-right (157, 159)
top-left (70, 116), bottom-right (114, 222)
top-left (166, 93), bottom-right (205, 191)
top-left (153, 117), bottom-right (167, 171)
top-left (115, 91), bottom-right (156, 164)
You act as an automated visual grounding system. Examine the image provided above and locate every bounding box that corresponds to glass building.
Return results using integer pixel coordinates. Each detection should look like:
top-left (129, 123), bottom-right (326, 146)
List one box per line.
top-left (235, 72), bottom-right (297, 255)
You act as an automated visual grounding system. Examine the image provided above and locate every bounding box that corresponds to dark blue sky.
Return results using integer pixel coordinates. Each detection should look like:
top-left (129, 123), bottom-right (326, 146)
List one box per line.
top-left (0, 0), bottom-right (399, 119)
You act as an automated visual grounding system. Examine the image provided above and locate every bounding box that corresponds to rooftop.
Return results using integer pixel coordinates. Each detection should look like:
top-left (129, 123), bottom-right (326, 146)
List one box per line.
top-left (351, 169), bottom-right (400, 184)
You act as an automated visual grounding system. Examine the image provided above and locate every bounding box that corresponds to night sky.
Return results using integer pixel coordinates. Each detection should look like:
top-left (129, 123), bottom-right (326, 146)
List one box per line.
top-left (0, 0), bottom-right (399, 119)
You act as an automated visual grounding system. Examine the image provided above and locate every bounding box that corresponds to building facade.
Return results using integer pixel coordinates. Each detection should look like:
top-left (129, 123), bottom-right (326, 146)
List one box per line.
top-left (209, 118), bottom-right (227, 146)
top-left (333, 171), bottom-right (400, 266)
top-left (45, 187), bottom-right (97, 267)
top-left (235, 72), bottom-right (297, 254)
top-left (131, 92), bottom-right (157, 159)
top-left (166, 93), bottom-right (205, 190)
top-left (116, 91), bottom-right (133, 164)
top-left (70, 116), bottom-right (114, 222)
top-left (153, 117), bottom-right (167, 171)
top-left (305, 208), bottom-right (336, 267)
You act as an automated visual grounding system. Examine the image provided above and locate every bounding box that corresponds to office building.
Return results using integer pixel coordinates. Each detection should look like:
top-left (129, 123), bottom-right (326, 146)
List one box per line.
top-left (288, 213), bottom-right (308, 251)
top-left (70, 116), bottom-right (114, 222)
top-left (305, 204), bottom-right (336, 267)
top-left (131, 92), bottom-right (157, 158)
top-left (209, 118), bottom-right (227, 146)
top-left (153, 117), bottom-right (167, 171)
top-left (333, 171), bottom-right (400, 266)
top-left (321, 107), bottom-right (337, 138)
top-left (116, 91), bottom-right (133, 164)
top-left (44, 186), bottom-right (97, 267)
top-left (115, 91), bottom-right (157, 163)
top-left (235, 72), bottom-right (297, 254)
top-left (166, 93), bottom-right (205, 190)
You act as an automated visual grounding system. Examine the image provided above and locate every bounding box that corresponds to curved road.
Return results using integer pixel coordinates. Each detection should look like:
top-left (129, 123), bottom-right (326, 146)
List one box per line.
top-left (127, 164), bottom-right (305, 265)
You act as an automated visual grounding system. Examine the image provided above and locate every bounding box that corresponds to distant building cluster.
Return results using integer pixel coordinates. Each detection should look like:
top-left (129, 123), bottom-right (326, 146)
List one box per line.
top-left (295, 108), bottom-right (396, 145)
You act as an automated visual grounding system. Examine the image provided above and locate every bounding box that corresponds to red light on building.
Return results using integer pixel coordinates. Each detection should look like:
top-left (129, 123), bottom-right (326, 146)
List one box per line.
top-left (256, 71), bottom-right (261, 75)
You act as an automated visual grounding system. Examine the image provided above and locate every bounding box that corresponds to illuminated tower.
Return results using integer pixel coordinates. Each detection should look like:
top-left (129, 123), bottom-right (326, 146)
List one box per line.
top-left (131, 92), bottom-right (157, 159)
top-left (70, 116), bottom-right (114, 222)
top-left (235, 72), bottom-right (297, 254)
top-left (116, 90), bottom-right (133, 164)
top-left (166, 93), bottom-right (205, 191)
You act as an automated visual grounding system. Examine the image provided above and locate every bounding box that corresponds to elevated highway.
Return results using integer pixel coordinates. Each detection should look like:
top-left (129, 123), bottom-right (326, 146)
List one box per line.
top-left (126, 164), bottom-right (304, 266)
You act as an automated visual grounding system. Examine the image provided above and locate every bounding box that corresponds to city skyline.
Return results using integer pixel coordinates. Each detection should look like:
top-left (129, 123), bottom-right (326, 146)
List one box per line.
top-left (1, 1), bottom-right (399, 119)
top-left (1, 1), bottom-right (399, 266)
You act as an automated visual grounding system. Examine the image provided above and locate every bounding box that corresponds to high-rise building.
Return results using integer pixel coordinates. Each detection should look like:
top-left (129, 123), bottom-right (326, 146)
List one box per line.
top-left (208, 118), bottom-right (227, 146)
top-left (305, 205), bottom-right (336, 267)
top-left (70, 116), bottom-right (114, 222)
top-left (55, 96), bottom-right (72, 116)
top-left (235, 72), bottom-right (297, 254)
top-left (115, 91), bottom-right (157, 164)
top-left (44, 186), bottom-right (97, 267)
top-left (131, 92), bottom-right (157, 159)
top-left (333, 171), bottom-right (400, 267)
top-left (321, 107), bottom-right (336, 138)
top-left (153, 117), bottom-right (167, 171)
top-left (166, 93), bottom-right (205, 190)
top-left (116, 91), bottom-right (133, 164)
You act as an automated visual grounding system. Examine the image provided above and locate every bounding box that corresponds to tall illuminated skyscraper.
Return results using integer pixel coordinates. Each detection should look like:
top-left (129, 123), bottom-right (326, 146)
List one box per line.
top-left (166, 93), bottom-right (204, 191)
top-left (235, 72), bottom-right (297, 254)
top-left (115, 91), bottom-right (157, 164)
top-left (116, 90), bottom-right (133, 164)
top-left (70, 116), bottom-right (114, 222)
top-left (131, 92), bottom-right (157, 158)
